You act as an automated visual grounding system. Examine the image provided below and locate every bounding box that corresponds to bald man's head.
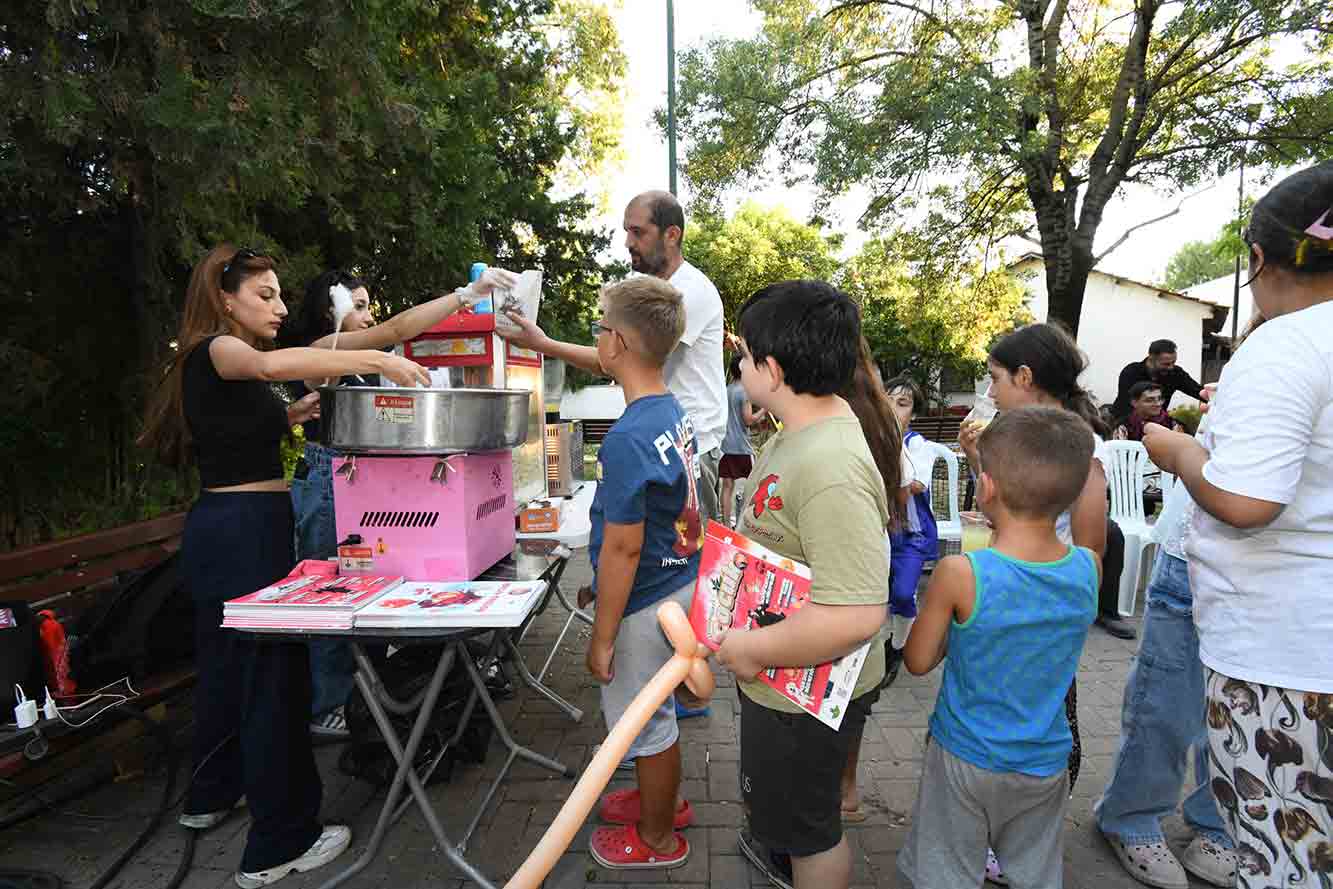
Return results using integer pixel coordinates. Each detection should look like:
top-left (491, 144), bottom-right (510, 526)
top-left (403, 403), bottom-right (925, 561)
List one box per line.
top-left (624, 191), bottom-right (685, 277)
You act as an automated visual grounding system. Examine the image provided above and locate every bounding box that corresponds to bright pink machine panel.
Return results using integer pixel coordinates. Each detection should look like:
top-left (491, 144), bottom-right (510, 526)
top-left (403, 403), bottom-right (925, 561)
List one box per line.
top-left (332, 452), bottom-right (515, 581)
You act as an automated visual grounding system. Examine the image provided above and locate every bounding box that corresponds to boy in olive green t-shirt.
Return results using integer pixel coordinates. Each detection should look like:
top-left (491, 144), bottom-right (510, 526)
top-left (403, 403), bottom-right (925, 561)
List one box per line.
top-left (717, 280), bottom-right (889, 889)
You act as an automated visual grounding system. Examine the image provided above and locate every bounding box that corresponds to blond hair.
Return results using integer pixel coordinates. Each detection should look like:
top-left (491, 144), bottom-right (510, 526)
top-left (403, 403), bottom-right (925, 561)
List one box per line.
top-left (601, 277), bottom-right (685, 366)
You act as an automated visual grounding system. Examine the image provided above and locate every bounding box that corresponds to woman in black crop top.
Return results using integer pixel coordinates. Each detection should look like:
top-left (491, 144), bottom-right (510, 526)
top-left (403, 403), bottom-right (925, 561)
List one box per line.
top-left (279, 266), bottom-right (518, 740)
top-left (138, 245), bottom-right (441, 887)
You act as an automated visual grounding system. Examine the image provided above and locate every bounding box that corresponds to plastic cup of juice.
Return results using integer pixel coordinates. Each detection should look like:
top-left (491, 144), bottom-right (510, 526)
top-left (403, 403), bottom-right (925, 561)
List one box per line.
top-left (961, 514), bottom-right (993, 553)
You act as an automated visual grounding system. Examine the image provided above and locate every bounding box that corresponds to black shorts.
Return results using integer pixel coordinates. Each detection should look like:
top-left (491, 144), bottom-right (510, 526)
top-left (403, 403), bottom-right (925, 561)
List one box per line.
top-left (739, 687), bottom-right (876, 857)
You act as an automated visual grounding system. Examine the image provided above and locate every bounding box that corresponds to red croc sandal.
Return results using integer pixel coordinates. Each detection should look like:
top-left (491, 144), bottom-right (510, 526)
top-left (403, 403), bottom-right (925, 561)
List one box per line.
top-left (589, 824), bottom-right (690, 870)
top-left (599, 788), bottom-right (694, 829)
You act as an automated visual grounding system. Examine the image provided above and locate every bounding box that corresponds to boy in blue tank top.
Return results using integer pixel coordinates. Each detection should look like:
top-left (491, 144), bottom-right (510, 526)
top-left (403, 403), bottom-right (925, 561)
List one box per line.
top-left (899, 406), bottom-right (1102, 889)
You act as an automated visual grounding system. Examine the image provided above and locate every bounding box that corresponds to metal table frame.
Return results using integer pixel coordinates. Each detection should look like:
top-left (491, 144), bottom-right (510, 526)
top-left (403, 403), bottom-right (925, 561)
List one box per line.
top-left (244, 546), bottom-right (583, 889)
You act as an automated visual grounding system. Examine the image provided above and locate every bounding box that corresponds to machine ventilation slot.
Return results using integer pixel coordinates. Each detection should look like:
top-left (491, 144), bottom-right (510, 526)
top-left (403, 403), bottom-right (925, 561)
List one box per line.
top-left (475, 495), bottom-right (508, 521)
top-left (360, 511), bottom-right (440, 528)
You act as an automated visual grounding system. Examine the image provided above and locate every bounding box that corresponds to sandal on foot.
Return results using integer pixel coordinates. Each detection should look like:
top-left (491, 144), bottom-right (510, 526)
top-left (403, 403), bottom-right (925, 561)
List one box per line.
top-left (598, 788), bottom-right (694, 829)
top-left (985, 847), bottom-right (1010, 886)
top-left (589, 823), bottom-right (689, 870)
top-left (1181, 836), bottom-right (1237, 888)
top-left (841, 805), bottom-right (868, 824)
top-left (1101, 833), bottom-right (1188, 889)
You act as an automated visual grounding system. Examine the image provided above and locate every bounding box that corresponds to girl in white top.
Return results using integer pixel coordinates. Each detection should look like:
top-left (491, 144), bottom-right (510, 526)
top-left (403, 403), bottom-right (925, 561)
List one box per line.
top-left (1144, 161), bottom-right (1333, 885)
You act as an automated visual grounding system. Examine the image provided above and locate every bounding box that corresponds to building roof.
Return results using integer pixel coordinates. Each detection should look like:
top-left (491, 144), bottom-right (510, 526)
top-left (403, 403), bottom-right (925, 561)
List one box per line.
top-left (1009, 252), bottom-right (1211, 306)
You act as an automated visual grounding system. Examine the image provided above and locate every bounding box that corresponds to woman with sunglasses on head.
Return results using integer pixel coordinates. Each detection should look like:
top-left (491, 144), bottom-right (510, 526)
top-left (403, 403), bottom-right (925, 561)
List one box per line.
top-left (1144, 162), bottom-right (1333, 884)
top-left (281, 266), bottom-right (517, 739)
top-left (138, 245), bottom-right (438, 888)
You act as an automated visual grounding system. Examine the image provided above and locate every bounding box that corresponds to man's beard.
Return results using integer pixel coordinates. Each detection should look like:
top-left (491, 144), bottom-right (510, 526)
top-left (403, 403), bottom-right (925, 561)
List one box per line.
top-left (630, 241), bottom-right (668, 276)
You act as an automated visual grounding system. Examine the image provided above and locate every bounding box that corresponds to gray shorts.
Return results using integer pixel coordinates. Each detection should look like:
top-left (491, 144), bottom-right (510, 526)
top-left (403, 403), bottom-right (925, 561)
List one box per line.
top-left (698, 447), bottom-right (722, 524)
top-left (597, 581), bottom-right (695, 759)
top-left (899, 739), bottom-right (1069, 889)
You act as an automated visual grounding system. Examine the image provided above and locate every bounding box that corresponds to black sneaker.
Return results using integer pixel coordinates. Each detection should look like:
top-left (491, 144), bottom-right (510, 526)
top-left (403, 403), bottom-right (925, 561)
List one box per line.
top-left (1096, 612), bottom-right (1137, 640)
top-left (738, 829), bottom-right (794, 889)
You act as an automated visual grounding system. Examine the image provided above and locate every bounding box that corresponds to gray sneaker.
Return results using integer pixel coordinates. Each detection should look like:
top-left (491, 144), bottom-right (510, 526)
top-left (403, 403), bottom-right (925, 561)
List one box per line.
top-left (234, 825), bottom-right (351, 888)
top-left (180, 797), bottom-right (246, 831)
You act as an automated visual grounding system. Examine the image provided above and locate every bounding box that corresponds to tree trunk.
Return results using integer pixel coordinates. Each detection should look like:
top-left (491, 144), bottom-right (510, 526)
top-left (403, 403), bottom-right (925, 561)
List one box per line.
top-left (1042, 244), bottom-right (1093, 335)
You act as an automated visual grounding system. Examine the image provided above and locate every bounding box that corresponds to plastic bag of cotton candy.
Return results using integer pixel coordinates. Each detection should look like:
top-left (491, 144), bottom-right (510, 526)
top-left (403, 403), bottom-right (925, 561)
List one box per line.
top-left (491, 270), bottom-right (543, 336)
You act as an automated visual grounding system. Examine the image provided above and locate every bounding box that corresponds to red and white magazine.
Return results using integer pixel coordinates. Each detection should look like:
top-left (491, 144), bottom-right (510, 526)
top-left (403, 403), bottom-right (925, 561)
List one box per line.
top-left (223, 572), bottom-right (404, 630)
top-left (690, 520), bottom-right (869, 729)
top-left (355, 580), bottom-right (547, 629)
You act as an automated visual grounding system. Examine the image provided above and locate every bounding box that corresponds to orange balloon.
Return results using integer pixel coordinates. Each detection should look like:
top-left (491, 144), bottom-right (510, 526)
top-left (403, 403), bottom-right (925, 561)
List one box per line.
top-left (503, 601), bottom-right (712, 889)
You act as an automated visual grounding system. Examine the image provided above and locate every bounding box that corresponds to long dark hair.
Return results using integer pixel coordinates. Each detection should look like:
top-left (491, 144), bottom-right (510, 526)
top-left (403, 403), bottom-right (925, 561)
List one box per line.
top-left (1247, 161), bottom-right (1333, 276)
top-left (281, 268), bottom-right (367, 348)
top-left (841, 337), bottom-right (906, 530)
top-left (138, 244), bottom-right (278, 465)
top-left (989, 322), bottom-right (1106, 436)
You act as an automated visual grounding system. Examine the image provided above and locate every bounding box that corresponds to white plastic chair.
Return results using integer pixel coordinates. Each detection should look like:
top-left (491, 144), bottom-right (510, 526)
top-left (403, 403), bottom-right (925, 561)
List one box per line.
top-left (922, 442), bottom-right (962, 547)
top-left (1103, 441), bottom-right (1156, 617)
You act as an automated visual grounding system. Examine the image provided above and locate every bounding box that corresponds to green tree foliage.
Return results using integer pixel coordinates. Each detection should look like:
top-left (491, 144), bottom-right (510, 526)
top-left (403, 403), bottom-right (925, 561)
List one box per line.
top-left (0, 0), bottom-right (624, 548)
top-left (671, 0), bottom-right (1333, 334)
top-left (682, 203), bottom-right (842, 327)
top-left (841, 226), bottom-right (1030, 392)
top-left (1164, 239), bottom-right (1238, 291)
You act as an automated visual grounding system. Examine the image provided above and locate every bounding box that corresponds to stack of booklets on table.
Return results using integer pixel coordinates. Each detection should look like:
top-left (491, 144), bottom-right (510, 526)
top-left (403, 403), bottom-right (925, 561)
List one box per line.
top-left (354, 580), bottom-right (548, 629)
top-left (689, 520), bottom-right (869, 730)
top-left (222, 574), bottom-right (405, 630)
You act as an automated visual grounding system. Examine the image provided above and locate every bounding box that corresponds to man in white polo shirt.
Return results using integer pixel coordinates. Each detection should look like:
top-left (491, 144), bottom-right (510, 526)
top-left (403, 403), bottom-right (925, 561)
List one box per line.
top-left (498, 190), bottom-right (728, 522)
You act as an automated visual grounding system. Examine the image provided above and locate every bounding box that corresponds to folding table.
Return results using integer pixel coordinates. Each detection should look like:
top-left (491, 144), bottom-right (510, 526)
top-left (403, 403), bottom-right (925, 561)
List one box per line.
top-left (242, 542), bottom-right (582, 889)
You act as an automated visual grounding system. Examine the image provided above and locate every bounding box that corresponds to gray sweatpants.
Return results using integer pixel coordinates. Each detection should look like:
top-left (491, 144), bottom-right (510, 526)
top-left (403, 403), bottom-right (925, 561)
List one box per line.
top-left (899, 739), bottom-right (1068, 889)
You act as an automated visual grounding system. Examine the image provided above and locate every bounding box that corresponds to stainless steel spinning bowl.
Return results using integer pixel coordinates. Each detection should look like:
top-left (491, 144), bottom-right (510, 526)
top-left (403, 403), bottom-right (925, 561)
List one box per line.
top-left (318, 386), bottom-right (530, 454)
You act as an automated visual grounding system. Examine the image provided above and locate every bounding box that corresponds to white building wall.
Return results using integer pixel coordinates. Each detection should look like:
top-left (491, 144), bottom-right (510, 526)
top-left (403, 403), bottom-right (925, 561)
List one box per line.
top-left (1013, 259), bottom-right (1212, 410)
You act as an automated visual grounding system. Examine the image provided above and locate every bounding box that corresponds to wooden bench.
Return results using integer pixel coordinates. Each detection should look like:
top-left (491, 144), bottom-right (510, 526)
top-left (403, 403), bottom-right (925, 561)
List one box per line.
top-left (909, 413), bottom-right (966, 444)
top-left (0, 512), bottom-right (194, 778)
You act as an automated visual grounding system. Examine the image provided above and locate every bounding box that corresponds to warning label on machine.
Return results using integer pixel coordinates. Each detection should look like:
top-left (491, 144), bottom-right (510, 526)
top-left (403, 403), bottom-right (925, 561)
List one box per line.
top-left (338, 546), bottom-right (375, 571)
top-left (373, 394), bottom-right (416, 424)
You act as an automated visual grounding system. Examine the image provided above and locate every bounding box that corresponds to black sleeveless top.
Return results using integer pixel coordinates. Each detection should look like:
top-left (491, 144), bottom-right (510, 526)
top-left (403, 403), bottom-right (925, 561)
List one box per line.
top-left (183, 337), bottom-right (289, 487)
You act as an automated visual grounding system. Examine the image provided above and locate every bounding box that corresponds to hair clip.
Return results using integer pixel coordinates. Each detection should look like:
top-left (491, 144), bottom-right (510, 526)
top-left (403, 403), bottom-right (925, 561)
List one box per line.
top-left (1306, 206), bottom-right (1333, 240)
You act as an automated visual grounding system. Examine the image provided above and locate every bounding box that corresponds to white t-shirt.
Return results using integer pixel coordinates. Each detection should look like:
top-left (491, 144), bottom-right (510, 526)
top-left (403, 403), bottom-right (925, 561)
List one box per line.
top-left (664, 261), bottom-right (727, 453)
top-left (1055, 433), bottom-right (1108, 545)
top-left (903, 433), bottom-right (935, 486)
top-left (1187, 302), bottom-right (1333, 693)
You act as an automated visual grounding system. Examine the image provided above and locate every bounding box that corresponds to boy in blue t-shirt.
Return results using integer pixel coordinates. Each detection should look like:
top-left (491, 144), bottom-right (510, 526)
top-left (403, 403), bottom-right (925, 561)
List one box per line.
top-left (585, 276), bottom-right (702, 871)
top-left (900, 407), bottom-right (1101, 889)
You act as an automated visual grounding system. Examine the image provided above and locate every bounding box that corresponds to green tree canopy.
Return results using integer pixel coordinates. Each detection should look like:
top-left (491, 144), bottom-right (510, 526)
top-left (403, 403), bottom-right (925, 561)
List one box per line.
top-left (0, 0), bottom-right (624, 547)
top-left (1163, 240), bottom-right (1238, 291)
top-left (671, 0), bottom-right (1333, 334)
top-left (683, 203), bottom-right (842, 328)
top-left (841, 222), bottom-right (1030, 393)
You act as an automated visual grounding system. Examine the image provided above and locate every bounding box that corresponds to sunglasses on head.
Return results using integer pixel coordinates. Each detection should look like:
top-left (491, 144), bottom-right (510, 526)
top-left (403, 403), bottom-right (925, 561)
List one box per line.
top-left (220, 247), bottom-right (265, 288)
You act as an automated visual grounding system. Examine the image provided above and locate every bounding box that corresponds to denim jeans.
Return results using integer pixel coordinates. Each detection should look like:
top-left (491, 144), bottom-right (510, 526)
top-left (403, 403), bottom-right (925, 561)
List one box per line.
top-left (290, 443), bottom-right (356, 718)
top-left (1093, 550), bottom-right (1232, 847)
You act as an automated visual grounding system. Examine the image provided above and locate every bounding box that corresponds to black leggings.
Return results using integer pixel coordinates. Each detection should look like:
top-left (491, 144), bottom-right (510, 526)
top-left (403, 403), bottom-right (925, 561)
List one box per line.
top-left (1099, 518), bottom-right (1126, 616)
top-left (183, 491), bottom-right (323, 873)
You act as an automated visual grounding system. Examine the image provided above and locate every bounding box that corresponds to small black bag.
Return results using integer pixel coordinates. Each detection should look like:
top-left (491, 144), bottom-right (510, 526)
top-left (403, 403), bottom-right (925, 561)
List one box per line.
top-left (70, 554), bottom-right (195, 687)
top-left (0, 601), bottom-right (45, 710)
top-left (339, 644), bottom-right (497, 787)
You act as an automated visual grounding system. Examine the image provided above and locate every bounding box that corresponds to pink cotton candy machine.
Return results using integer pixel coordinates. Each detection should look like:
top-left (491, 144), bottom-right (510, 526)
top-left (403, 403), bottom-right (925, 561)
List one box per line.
top-left (319, 386), bottom-right (531, 581)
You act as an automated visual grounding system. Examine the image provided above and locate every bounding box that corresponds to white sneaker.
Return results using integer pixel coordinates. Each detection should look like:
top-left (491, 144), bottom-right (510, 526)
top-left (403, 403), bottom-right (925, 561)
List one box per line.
top-left (1181, 836), bottom-right (1237, 888)
top-left (234, 825), bottom-right (351, 888)
top-left (310, 705), bottom-right (350, 739)
top-left (1102, 832), bottom-right (1188, 889)
top-left (180, 797), bottom-right (247, 830)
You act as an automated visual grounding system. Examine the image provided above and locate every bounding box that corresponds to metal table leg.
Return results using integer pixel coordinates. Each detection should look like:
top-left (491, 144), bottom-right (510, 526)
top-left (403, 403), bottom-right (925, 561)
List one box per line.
top-left (503, 635), bottom-right (583, 722)
top-left (535, 580), bottom-right (594, 683)
top-left (457, 641), bottom-right (574, 849)
top-left (316, 641), bottom-right (497, 889)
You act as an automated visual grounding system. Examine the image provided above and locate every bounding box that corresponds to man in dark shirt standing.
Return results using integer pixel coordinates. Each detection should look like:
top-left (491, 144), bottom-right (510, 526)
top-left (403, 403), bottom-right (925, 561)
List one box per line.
top-left (1111, 339), bottom-right (1205, 419)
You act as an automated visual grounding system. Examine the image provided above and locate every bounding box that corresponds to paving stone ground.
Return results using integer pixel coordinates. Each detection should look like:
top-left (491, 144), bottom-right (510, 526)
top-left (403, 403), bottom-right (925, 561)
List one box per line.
top-left (0, 550), bottom-right (1218, 888)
